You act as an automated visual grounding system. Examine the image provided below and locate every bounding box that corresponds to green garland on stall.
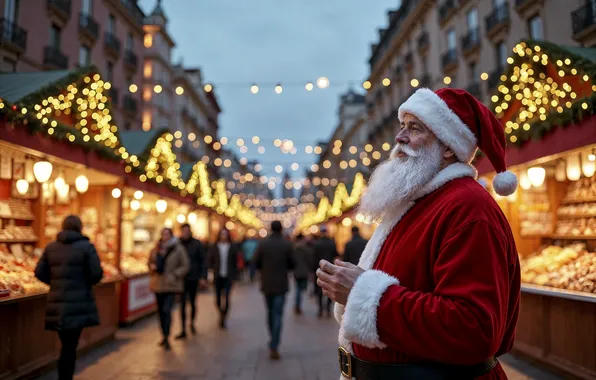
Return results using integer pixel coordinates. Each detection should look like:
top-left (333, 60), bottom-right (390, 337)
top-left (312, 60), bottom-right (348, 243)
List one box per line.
top-left (490, 39), bottom-right (596, 147)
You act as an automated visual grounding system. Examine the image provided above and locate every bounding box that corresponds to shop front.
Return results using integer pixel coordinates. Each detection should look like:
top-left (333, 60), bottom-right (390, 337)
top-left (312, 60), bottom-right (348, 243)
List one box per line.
top-left (475, 41), bottom-right (596, 379)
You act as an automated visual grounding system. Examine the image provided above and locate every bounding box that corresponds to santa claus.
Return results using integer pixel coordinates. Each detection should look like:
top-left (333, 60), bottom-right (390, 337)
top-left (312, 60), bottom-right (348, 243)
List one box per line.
top-left (316, 87), bottom-right (521, 380)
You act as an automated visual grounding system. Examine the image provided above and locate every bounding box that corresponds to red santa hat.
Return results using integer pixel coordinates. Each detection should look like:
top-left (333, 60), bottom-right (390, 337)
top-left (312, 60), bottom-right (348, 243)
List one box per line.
top-left (398, 87), bottom-right (518, 196)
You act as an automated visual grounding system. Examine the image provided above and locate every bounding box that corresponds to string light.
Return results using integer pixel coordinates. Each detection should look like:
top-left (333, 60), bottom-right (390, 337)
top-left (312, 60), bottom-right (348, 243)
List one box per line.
top-left (305, 82), bottom-right (314, 91)
top-left (316, 77), bottom-right (330, 89)
top-left (275, 84), bottom-right (283, 94)
top-left (250, 84), bottom-right (259, 94)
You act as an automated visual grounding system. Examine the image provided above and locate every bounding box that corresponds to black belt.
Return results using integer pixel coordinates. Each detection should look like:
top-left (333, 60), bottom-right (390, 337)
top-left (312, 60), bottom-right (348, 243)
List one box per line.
top-left (338, 347), bottom-right (498, 380)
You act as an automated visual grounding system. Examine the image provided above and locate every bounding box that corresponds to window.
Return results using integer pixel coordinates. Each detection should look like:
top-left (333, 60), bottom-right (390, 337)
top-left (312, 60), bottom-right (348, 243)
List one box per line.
top-left (144, 34), bottom-right (153, 48)
top-left (49, 24), bottom-right (61, 48)
top-left (467, 8), bottom-right (478, 30)
top-left (143, 61), bottom-right (152, 78)
top-left (528, 14), bottom-right (543, 40)
top-left (126, 32), bottom-right (133, 51)
top-left (470, 63), bottom-right (478, 83)
top-left (493, 0), bottom-right (506, 6)
top-left (78, 45), bottom-right (90, 66)
top-left (496, 41), bottom-right (507, 68)
top-left (107, 61), bottom-right (114, 81)
top-left (108, 14), bottom-right (115, 34)
top-left (4, 0), bottom-right (18, 22)
top-left (447, 28), bottom-right (456, 51)
top-left (82, 0), bottom-right (92, 15)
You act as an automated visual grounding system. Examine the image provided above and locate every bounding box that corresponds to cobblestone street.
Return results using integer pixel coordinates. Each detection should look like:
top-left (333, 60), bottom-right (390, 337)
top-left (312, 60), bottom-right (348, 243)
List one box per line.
top-left (37, 282), bottom-right (561, 380)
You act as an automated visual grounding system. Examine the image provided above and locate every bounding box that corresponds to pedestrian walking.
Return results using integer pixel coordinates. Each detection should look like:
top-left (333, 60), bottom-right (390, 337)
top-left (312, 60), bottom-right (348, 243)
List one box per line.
top-left (312, 225), bottom-right (337, 318)
top-left (208, 228), bottom-right (239, 329)
top-left (34, 215), bottom-right (103, 380)
top-left (242, 236), bottom-right (259, 282)
top-left (176, 223), bottom-right (208, 339)
top-left (252, 221), bottom-right (294, 360)
top-left (342, 226), bottom-right (367, 266)
top-left (317, 87), bottom-right (520, 379)
top-left (148, 228), bottom-right (190, 350)
top-left (292, 233), bottom-right (313, 315)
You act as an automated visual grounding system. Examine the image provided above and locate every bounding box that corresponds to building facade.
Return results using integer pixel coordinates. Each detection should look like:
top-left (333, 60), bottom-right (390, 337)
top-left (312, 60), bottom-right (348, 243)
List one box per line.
top-left (365, 0), bottom-right (588, 158)
top-left (0, 0), bottom-right (145, 130)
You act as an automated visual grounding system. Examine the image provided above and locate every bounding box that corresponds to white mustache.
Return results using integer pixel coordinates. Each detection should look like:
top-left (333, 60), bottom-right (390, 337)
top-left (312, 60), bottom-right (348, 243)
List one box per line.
top-left (391, 144), bottom-right (423, 158)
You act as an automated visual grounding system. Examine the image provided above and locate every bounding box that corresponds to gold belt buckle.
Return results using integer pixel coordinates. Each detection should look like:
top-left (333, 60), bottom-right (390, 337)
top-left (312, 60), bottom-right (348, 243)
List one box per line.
top-left (338, 346), bottom-right (352, 378)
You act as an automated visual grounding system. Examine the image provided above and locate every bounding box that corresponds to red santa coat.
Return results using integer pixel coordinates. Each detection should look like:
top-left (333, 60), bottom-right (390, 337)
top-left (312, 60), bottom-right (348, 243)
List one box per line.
top-left (335, 163), bottom-right (520, 379)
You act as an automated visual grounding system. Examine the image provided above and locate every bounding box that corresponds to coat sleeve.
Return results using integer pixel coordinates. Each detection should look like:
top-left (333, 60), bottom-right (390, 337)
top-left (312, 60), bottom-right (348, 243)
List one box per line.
top-left (252, 242), bottom-right (263, 270)
top-left (197, 241), bottom-right (208, 280)
top-left (86, 244), bottom-right (104, 285)
top-left (34, 250), bottom-right (51, 285)
top-left (342, 220), bottom-right (513, 364)
top-left (174, 246), bottom-right (190, 279)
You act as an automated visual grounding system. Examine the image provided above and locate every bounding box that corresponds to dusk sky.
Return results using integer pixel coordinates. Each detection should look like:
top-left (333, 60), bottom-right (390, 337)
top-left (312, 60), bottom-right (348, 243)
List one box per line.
top-left (138, 0), bottom-right (397, 184)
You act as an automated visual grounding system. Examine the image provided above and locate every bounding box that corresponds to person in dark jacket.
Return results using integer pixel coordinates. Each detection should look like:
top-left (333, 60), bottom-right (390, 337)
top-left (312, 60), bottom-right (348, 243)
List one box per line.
top-left (34, 215), bottom-right (103, 380)
top-left (252, 221), bottom-right (294, 360)
top-left (312, 225), bottom-right (337, 318)
top-left (342, 226), bottom-right (368, 265)
top-left (293, 233), bottom-right (313, 315)
top-left (208, 228), bottom-right (239, 329)
top-left (176, 223), bottom-right (207, 339)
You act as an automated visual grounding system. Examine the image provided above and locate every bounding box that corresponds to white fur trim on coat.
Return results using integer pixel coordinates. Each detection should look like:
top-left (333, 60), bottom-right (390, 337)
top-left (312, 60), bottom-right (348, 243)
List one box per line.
top-left (343, 270), bottom-right (400, 349)
top-left (399, 88), bottom-right (478, 164)
top-left (336, 162), bottom-right (477, 355)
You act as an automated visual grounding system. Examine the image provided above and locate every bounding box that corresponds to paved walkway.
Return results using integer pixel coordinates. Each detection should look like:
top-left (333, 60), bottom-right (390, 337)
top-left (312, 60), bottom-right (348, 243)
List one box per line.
top-left (38, 282), bottom-right (561, 380)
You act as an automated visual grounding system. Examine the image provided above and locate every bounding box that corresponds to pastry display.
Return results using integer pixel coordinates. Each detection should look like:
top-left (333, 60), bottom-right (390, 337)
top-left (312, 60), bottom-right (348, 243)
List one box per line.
top-left (120, 251), bottom-right (150, 277)
top-left (564, 177), bottom-right (596, 202)
top-left (0, 225), bottom-right (37, 242)
top-left (0, 199), bottom-right (35, 220)
top-left (519, 189), bottom-right (552, 236)
top-left (0, 247), bottom-right (48, 296)
top-left (558, 202), bottom-right (596, 218)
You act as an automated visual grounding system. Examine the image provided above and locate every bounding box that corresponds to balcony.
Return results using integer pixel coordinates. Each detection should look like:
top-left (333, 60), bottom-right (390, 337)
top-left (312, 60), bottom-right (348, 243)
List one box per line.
top-left (104, 32), bottom-right (121, 58)
top-left (572, 2), bottom-right (596, 45)
top-left (124, 50), bottom-right (138, 72)
top-left (417, 32), bottom-right (429, 55)
top-left (461, 28), bottom-right (481, 58)
top-left (441, 49), bottom-right (458, 73)
top-left (466, 82), bottom-right (482, 99)
top-left (488, 69), bottom-right (504, 91)
top-left (438, 0), bottom-right (457, 25)
top-left (404, 52), bottom-right (414, 71)
top-left (78, 12), bottom-right (99, 42)
top-left (120, 0), bottom-right (145, 26)
top-left (109, 87), bottom-right (119, 107)
top-left (47, 0), bottom-right (71, 23)
top-left (123, 94), bottom-right (137, 115)
top-left (0, 19), bottom-right (27, 53)
top-left (43, 46), bottom-right (68, 69)
top-left (515, 0), bottom-right (544, 16)
top-left (485, 2), bottom-right (510, 40)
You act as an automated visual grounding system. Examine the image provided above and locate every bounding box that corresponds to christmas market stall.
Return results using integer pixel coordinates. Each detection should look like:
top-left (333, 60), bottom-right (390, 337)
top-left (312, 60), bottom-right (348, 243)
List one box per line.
top-left (474, 41), bottom-right (596, 380)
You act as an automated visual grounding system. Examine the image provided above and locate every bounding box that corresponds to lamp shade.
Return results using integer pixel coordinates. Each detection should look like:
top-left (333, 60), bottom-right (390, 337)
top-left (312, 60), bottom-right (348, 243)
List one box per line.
top-left (567, 154), bottom-right (582, 181)
top-left (519, 171), bottom-right (532, 190)
top-left (187, 212), bottom-right (197, 224)
top-left (130, 199), bottom-right (140, 211)
top-left (33, 161), bottom-right (53, 183)
top-left (527, 167), bottom-right (546, 187)
top-left (134, 190), bottom-right (144, 200)
top-left (15, 179), bottom-right (29, 195)
top-left (583, 151), bottom-right (596, 178)
top-left (176, 214), bottom-right (186, 224)
top-left (156, 199), bottom-right (168, 213)
top-left (54, 175), bottom-right (66, 191)
top-left (555, 160), bottom-right (567, 182)
top-left (75, 175), bottom-right (89, 193)
top-left (111, 188), bottom-right (122, 199)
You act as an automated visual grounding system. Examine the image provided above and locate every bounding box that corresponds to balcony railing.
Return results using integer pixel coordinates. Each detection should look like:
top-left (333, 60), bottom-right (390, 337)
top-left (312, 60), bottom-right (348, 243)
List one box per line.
top-left (488, 69), bottom-right (503, 90)
top-left (78, 12), bottom-right (99, 41)
top-left (104, 32), bottom-right (121, 56)
top-left (572, 2), bottom-right (596, 38)
top-left (438, 0), bottom-right (456, 24)
top-left (404, 52), bottom-right (413, 69)
top-left (466, 82), bottom-right (481, 98)
top-left (486, 2), bottom-right (510, 37)
top-left (417, 31), bottom-right (429, 53)
top-left (43, 46), bottom-right (68, 69)
top-left (47, 0), bottom-right (72, 20)
top-left (0, 18), bottom-right (27, 52)
top-left (441, 49), bottom-right (458, 71)
top-left (123, 94), bottom-right (137, 115)
top-left (124, 50), bottom-right (138, 70)
top-left (461, 27), bottom-right (481, 55)
top-left (109, 87), bottom-right (119, 106)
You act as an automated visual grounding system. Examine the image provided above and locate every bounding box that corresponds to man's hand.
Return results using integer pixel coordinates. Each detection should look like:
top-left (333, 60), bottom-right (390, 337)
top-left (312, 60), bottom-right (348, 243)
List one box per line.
top-left (199, 279), bottom-right (208, 289)
top-left (316, 259), bottom-right (364, 306)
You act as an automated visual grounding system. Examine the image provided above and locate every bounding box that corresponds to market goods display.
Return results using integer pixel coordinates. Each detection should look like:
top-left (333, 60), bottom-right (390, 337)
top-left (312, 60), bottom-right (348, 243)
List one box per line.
top-left (558, 202), bottom-right (596, 218)
top-left (120, 251), bottom-right (149, 277)
top-left (101, 261), bottom-right (119, 278)
top-left (0, 245), bottom-right (48, 296)
top-left (0, 225), bottom-right (38, 242)
top-left (555, 218), bottom-right (596, 237)
top-left (0, 199), bottom-right (35, 220)
top-left (519, 190), bottom-right (552, 236)
top-left (564, 178), bottom-right (596, 202)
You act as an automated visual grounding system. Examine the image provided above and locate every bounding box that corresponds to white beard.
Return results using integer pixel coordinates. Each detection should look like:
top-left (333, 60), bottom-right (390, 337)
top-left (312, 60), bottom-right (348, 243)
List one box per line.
top-left (358, 140), bottom-right (445, 222)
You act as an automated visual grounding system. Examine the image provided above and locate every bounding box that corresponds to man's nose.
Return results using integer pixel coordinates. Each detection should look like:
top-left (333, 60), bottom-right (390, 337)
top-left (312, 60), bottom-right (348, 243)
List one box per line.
top-left (395, 131), bottom-right (409, 145)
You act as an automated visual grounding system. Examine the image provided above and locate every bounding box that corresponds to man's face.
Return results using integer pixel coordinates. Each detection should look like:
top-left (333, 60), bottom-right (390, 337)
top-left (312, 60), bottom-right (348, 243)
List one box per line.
top-left (181, 226), bottom-right (191, 239)
top-left (394, 113), bottom-right (440, 159)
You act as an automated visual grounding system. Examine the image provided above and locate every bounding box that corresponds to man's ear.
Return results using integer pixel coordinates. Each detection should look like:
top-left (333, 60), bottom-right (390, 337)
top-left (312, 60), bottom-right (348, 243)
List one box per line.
top-left (443, 146), bottom-right (456, 159)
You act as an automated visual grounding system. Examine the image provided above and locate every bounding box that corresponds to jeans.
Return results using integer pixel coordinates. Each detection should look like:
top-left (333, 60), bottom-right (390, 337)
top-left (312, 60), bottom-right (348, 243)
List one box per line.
top-left (156, 292), bottom-right (176, 339)
top-left (57, 328), bottom-right (82, 380)
top-left (248, 262), bottom-right (257, 282)
top-left (180, 279), bottom-right (199, 331)
top-left (214, 276), bottom-right (232, 319)
top-left (265, 294), bottom-right (286, 350)
top-left (294, 278), bottom-right (308, 310)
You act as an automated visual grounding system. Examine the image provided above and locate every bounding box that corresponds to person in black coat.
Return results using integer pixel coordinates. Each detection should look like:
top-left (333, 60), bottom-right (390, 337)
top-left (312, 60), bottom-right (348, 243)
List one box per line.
top-left (312, 225), bottom-right (338, 318)
top-left (176, 223), bottom-right (207, 339)
top-left (35, 215), bottom-right (103, 380)
top-left (208, 227), bottom-right (239, 329)
top-left (342, 226), bottom-right (368, 265)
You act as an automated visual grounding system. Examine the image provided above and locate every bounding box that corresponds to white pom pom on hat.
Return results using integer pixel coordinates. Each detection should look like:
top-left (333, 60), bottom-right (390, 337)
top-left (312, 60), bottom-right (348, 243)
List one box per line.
top-left (398, 87), bottom-right (518, 196)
